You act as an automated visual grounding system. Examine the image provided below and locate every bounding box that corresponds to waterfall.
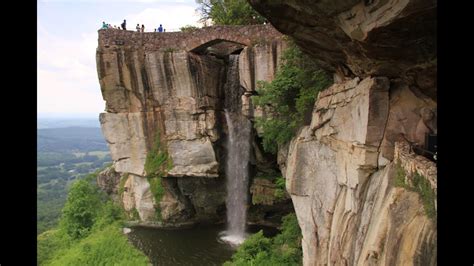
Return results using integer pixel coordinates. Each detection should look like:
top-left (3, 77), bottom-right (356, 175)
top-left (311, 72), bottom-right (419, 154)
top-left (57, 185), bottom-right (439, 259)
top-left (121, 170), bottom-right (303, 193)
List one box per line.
top-left (220, 54), bottom-right (252, 246)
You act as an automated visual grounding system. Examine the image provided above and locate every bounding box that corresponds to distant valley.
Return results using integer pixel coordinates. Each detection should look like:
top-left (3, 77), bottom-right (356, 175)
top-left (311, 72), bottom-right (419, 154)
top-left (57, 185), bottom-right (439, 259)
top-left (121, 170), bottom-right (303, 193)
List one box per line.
top-left (37, 125), bottom-right (111, 234)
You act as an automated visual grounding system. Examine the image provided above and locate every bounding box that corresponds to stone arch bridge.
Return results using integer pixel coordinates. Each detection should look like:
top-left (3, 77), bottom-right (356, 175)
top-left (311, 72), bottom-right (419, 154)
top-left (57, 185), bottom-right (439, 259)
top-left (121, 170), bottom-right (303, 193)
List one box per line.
top-left (98, 24), bottom-right (283, 52)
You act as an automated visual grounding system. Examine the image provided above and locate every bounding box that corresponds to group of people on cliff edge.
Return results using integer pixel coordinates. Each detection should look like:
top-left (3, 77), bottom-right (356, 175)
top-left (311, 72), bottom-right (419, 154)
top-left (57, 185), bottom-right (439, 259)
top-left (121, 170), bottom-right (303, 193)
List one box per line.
top-left (154, 24), bottom-right (164, 32)
top-left (101, 20), bottom-right (127, 30)
top-left (101, 20), bottom-right (165, 33)
top-left (136, 24), bottom-right (145, 33)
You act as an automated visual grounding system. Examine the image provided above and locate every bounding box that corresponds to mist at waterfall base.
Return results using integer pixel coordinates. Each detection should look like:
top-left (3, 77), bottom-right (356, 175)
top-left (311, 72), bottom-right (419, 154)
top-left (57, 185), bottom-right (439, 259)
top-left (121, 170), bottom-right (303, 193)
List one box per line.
top-left (219, 54), bottom-right (253, 247)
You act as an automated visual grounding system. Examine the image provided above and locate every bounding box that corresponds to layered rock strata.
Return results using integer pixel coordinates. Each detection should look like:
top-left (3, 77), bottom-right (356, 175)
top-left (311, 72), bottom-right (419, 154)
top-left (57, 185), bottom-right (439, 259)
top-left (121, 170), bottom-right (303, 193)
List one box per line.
top-left (248, 1), bottom-right (437, 264)
top-left (282, 77), bottom-right (436, 265)
top-left (96, 25), bottom-right (288, 224)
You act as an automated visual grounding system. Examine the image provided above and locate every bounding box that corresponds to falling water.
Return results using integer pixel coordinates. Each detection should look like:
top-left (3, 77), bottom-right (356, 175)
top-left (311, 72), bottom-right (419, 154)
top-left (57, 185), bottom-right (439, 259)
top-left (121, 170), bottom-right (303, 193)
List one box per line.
top-left (220, 54), bottom-right (252, 246)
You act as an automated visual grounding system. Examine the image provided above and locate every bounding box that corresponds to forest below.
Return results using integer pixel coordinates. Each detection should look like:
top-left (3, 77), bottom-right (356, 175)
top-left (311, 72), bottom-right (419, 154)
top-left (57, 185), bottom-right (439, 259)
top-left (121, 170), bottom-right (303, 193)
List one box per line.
top-left (37, 125), bottom-right (111, 234)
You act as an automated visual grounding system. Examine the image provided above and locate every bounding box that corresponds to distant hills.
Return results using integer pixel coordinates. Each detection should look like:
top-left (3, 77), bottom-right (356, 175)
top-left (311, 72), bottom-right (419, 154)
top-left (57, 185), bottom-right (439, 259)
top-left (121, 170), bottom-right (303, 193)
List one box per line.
top-left (38, 117), bottom-right (101, 129)
top-left (38, 127), bottom-right (108, 153)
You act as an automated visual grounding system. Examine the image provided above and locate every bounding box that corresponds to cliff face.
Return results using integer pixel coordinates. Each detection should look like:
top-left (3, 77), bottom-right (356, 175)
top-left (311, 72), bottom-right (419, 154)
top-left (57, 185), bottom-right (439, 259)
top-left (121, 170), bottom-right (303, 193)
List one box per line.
top-left (248, 0), bottom-right (437, 265)
top-left (280, 77), bottom-right (436, 265)
top-left (96, 25), bottom-right (290, 224)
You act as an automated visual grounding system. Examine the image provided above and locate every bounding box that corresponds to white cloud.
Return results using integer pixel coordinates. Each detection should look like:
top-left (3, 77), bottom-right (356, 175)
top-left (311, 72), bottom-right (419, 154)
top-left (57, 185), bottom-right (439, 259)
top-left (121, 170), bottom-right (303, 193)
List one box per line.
top-left (37, 23), bottom-right (104, 114)
top-left (37, 69), bottom-right (105, 114)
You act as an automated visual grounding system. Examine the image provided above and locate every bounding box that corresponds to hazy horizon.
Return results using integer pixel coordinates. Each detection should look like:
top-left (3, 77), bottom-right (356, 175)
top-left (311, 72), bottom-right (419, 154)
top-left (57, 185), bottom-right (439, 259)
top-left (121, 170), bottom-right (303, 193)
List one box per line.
top-left (38, 112), bottom-right (102, 119)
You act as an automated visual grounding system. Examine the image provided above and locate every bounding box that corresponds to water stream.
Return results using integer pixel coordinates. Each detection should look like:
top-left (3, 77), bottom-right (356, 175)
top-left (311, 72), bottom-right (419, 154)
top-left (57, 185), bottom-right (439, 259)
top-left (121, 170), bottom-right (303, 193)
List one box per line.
top-left (219, 54), bottom-right (253, 246)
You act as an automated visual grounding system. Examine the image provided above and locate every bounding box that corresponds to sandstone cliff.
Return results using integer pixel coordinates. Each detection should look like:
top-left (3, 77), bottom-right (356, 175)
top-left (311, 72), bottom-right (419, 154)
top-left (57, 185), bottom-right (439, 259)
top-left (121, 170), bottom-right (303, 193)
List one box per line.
top-left (281, 77), bottom-right (436, 265)
top-left (248, 0), bottom-right (437, 265)
top-left (96, 25), bottom-right (291, 225)
top-left (95, 2), bottom-right (437, 263)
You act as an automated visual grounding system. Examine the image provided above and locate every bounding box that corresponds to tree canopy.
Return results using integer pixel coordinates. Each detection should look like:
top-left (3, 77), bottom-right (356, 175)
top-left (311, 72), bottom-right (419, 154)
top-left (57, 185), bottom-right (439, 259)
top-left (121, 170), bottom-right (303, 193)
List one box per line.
top-left (59, 175), bottom-right (102, 239)
top-left (196, 0), bottom-right (265, 25)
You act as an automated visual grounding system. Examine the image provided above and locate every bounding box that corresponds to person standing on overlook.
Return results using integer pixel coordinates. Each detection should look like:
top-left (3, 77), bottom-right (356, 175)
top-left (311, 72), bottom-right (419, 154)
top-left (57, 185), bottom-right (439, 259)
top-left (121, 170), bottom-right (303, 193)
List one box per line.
top-left (158, 24), bottom-right (163, 32)
top-left (101, 21), bottom-right (108, 29)
top-left (141, 24), bottom-right (145, 33)
top-left (136, 24), bottom-right (140, 32)
top-left (121, 19), bottom-right (126, 30)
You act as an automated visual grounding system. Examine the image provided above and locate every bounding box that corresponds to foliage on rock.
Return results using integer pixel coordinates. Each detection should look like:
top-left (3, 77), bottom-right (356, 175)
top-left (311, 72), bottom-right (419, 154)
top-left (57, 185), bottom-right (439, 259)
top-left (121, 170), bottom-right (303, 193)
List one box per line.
top-left (273, 176), bottom-right (286, 200)
top-left (144, 131), bottom-right (172, 220)
top-left (252, 41), bottom-right (332, 154)
top-left (180, 25), bottom-right (199, 32)
top-left (394, 162), bottom-right (436, 219)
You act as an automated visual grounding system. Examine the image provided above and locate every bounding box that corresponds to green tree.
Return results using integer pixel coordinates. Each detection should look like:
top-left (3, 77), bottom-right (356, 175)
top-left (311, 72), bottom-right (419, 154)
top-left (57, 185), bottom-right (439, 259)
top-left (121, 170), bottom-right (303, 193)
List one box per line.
top-left (59, 175), bottom-right (102, 239)
top-left (253, 41), bottom-right (332, 154)
top-left (224, 213), bottom-right (302, 266)
top-left (196, 0), bottom-right (265, 25)
top-left (38, 169), bottom-right (149, 266)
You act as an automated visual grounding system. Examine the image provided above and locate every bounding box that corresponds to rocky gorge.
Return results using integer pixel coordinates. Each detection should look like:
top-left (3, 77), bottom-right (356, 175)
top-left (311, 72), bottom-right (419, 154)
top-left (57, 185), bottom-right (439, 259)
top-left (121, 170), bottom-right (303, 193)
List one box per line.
top-left (96, 25), bottom-right (292, 227)
top-left (95, 0), bottom-right (437, 264)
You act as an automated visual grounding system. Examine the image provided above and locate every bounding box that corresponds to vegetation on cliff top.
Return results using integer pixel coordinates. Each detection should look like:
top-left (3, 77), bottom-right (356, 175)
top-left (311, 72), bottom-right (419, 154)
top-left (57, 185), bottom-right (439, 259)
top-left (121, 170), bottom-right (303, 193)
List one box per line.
top-left (224, 213), bottom-right (302, 266)
top-left (196, 0), bottom-right (265, 25)
top-left (253, 41), bottom-right (332, 154)
top-left (180, 25), bottom-right (199, 32)
top-left (37, 172), bottom-right (149, 265)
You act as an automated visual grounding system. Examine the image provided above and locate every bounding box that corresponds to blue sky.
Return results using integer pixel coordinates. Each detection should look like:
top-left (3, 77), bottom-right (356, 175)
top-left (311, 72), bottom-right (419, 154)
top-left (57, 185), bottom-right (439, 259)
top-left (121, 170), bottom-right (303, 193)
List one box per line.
top-left (38, 0), bottom-right (202, 118)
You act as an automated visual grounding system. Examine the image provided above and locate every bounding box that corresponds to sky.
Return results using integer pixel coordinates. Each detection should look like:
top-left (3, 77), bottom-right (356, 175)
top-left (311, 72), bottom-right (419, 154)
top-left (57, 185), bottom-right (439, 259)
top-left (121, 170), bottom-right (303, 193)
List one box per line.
top-left (37, 0), bottom-right (202, 118)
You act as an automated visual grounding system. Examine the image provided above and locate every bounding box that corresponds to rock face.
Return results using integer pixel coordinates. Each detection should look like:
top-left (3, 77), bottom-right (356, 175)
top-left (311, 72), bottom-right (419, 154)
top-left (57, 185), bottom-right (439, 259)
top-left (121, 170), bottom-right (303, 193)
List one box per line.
top-left (97, 166), bottom-right (121, 202)
top-left (247, 1), bottom-right (437, 265)
top-left (248, 177), bottom-right (294, 227)
top-left (283, 77), bottom-right (436, 265)
top-left (249, 0), bottom-right (436, 99)
top-left (122, 174), bottom-right (156, 221)
top-left (96, 25), bottom-right (288, 224)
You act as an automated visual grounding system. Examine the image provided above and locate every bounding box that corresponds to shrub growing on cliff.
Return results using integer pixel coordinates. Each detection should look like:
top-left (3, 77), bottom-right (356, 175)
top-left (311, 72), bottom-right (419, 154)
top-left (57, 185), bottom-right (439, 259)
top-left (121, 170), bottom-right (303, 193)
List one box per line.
top-left (273, 176), bottom-right (286, 200)
top-left (145, 131), bottom-right (171, 178)
top-left (144, 131), bottom-right (172, 220)
top-left (224, 213), bottom-right (302, 266)
top-left (180, 25), bottom-right (199, 32)
top-left (393, 163), bottom-right (436, 219)
top-left (253, 41), bottom-right (331, 154)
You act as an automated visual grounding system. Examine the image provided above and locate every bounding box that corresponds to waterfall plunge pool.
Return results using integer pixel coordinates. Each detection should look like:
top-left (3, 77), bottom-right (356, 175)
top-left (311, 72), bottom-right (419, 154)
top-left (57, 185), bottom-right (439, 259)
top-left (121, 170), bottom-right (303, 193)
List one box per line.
top-left (127, 224), bottom-right (279, 266)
